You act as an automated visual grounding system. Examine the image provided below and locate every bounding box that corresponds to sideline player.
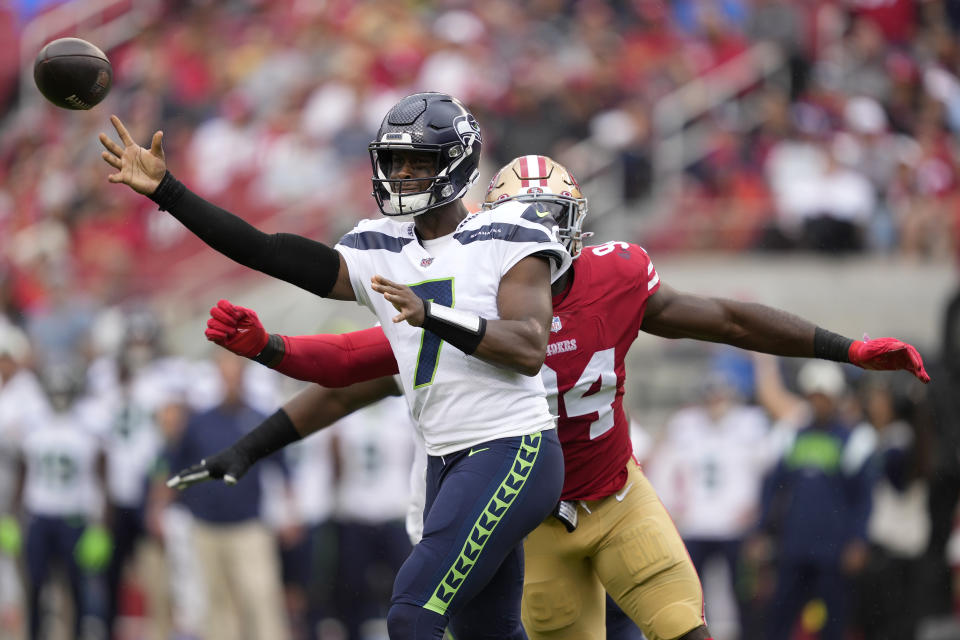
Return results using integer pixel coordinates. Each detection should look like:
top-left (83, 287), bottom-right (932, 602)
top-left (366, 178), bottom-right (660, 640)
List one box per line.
top-left (182, 156), bottom-right (929, 640)
top-left (100, 93), bottom-right (571, 640)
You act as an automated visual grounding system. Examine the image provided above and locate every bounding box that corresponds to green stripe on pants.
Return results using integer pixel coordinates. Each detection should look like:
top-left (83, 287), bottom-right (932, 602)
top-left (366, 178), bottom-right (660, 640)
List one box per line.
top-left (423, 432), bottom-right (542, 615)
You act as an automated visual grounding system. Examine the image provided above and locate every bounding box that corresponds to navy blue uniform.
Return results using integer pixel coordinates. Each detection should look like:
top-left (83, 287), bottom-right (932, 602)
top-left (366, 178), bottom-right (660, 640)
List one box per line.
top-left (760, 421), bottom-right (877, 640)
top-left (388, 430), bottom-right (564, 639)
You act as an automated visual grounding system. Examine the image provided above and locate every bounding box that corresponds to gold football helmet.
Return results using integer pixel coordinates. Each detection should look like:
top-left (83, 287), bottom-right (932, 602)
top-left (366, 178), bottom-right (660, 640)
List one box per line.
top-left (482, 155), bottom-right (589, 258)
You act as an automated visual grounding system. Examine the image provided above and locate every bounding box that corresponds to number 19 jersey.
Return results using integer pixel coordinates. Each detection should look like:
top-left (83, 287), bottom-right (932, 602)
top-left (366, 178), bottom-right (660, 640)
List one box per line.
top-left (335, 202), bottom-right (571, 457)
top-left (545, 241), bottom-right (661, 500)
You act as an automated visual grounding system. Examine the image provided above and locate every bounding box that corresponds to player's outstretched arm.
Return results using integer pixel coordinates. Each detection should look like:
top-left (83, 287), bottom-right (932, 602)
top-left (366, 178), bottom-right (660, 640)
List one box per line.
top-left (99, 115), bottom-right (354, 300)
top-left (640, 283), bottom-right (930, 382)
top-left (370, 254), bottom-right (553, 376)
top-left (167, 376), bottom-right (401, 490)
top-left (205, 299), bottom-right (399, 386)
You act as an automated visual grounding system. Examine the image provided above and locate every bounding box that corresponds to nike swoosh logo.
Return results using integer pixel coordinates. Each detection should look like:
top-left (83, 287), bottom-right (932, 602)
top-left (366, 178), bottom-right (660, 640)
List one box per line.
top-left (468, 447), bottom-right (489, 457)
top-left (615, 482), bottom-right (634, 502)
top-left (536, 208), bottom-right (551, 218)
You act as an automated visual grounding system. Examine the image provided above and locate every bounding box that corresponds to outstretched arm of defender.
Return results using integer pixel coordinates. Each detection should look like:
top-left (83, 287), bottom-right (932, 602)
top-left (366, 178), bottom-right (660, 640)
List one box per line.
top-left (205, 299), bottom-right (399, 385)
top-left (641, 283), bottom-right (929, 382)
top-left (99, 115), bottom-right (355, 300)
top-left (167, 377), bottom-right (401, 489)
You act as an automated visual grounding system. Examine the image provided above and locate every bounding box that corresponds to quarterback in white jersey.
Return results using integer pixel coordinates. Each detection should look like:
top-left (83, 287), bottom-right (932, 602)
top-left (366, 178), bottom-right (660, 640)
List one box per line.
top-left (106, 92), bottom-right (569, 640)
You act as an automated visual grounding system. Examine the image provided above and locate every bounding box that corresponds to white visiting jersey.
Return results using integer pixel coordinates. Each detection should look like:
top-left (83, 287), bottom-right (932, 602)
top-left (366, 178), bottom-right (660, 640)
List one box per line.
top-left (336, 201), bottom-right (571, 456)
top-left (96, 361), bottom-right (184, 508)
top-left (333, 394), bottom-right (416, 523)
top-left (21, 403), bottom-right (104, 518)
top-left (0, 370), bottom-right (50, 512)
top-left (651, 404), bottom-right (775, 539)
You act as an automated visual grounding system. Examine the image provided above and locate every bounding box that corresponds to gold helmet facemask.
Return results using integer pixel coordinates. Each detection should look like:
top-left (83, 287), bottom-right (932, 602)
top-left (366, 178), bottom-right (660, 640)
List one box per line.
top-left (482, 155), bottom-right (589, 258)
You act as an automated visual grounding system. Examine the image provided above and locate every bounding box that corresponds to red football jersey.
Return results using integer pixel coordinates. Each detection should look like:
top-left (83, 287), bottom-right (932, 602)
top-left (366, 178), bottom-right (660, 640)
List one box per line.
top-left (545, 241), bottom-right (660, 501)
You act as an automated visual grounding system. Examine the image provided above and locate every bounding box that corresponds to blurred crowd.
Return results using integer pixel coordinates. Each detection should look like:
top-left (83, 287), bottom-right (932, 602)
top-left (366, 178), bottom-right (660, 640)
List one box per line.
top-left (2, 0), bottom-right (960, 330)
top-left (1, 0), bottom-right (960, 639)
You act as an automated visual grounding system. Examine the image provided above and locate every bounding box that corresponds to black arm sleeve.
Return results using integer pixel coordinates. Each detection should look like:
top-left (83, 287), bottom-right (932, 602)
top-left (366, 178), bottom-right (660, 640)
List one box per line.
top-left (149, 171), bottom-right (342, 298)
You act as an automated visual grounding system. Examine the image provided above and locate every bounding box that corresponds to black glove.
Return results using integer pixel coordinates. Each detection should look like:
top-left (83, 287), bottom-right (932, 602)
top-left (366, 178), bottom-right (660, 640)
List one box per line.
top-left (166, 409), bottom-right (301, 490)
top-left (166, 446), bottom-right (250, 489)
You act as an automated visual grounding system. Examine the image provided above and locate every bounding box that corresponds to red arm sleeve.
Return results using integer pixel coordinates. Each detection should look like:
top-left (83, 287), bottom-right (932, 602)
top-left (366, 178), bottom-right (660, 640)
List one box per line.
top-left (276, 327), bottom-right (399, 387)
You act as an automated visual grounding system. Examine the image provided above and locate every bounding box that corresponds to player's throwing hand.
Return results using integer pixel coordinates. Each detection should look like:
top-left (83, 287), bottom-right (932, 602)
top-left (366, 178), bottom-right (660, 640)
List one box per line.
top-left (371, 275), bottom-right (426, 326)
top-left (99, 114), bottom-right (166, 195)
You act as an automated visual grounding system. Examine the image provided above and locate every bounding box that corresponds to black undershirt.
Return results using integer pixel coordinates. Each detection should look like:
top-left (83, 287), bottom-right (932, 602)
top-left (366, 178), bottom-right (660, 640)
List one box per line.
top-left (149, 171), bottom-right (341, 298)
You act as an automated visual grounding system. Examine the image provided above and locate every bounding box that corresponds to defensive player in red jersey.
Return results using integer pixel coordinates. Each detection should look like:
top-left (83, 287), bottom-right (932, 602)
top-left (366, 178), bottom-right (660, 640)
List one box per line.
top-left (175, 156), bottom-right (929, 640)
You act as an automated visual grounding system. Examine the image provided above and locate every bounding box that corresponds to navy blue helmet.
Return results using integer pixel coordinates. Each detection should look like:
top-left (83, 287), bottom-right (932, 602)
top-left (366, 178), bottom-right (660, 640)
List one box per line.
top-left (369, 92), bottom-right (482, 217)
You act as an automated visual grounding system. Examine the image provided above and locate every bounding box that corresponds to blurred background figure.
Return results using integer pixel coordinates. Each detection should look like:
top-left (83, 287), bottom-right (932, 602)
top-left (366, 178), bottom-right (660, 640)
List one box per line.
top-left (852, 377), bottom-right (933, 640)
top-left (152, 353), bottom-right (291, 640)
top-left (749, 359), bottom-right (877, 640)
top-left (330, 395), bottom-right (415, 640)
top-left (275, 424), bottom-right (335, 640)
top-left (646, 353), bottom-right (777, 640)
top-left (16, 361), bottom-right (111, 640)
top-left (0, 324), bottom-right (46, 639)
top-left (88, 309), bottom-right (188, 640)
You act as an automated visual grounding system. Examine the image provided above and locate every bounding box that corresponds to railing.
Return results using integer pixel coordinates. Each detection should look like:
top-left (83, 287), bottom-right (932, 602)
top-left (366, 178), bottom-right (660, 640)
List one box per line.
top-left (651, 40), bottom-right (789, 197)
top-left (19, 0), bottom-right (162, 111)
top-left (559, 41), bottom-right (791, 242)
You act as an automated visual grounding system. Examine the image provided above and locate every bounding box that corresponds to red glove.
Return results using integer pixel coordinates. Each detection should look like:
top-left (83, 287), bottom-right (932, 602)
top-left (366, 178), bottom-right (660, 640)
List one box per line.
top-left (205, 299), bottom-right (270, 359)
top-left (848, 336), bottom-right (930, 383)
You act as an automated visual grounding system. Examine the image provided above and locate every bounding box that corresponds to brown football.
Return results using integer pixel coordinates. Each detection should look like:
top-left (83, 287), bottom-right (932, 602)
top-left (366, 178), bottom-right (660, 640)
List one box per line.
top-left (34, 38), bottom-right (112, 110)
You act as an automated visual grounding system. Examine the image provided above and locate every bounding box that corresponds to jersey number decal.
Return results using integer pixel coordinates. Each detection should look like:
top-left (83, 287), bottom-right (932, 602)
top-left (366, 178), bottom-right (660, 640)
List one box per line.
top-left (590, 241), bottom-right (630, 256)
top-left (542, 347), bottom-right (617, 439)
top-left (409, 278), bottom-right (454, 388)
top-left (34, 452), bottom-right (78, 487)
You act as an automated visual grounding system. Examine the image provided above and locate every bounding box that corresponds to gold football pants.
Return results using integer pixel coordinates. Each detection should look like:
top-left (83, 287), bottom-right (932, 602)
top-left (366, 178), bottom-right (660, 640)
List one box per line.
top-left (522, 459), bottom-right (705, 640)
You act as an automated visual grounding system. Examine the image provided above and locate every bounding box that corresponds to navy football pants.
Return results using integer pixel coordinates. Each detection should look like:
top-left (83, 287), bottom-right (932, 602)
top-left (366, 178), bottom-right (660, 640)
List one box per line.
top-left (387, 429), bottom-right (564, 640)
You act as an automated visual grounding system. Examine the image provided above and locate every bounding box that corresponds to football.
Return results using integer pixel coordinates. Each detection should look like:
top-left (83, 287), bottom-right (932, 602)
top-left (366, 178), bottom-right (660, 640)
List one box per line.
top-left (33, 37), bottom-right (112, 110)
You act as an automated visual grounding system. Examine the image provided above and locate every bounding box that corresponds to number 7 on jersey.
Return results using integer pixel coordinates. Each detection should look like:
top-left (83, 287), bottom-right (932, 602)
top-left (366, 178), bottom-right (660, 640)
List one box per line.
top-left (409, 278), bottom-right (455, 388)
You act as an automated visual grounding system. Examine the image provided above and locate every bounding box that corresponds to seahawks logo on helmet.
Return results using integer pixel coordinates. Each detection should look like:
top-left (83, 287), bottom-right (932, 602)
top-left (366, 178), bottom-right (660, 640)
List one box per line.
top-left (453, 114), bottom-right (481, 147)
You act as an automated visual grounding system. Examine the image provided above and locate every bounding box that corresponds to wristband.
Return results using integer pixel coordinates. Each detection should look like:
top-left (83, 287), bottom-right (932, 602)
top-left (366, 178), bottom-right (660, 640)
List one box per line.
top-left (148, 170), bottom-right (186, 211)
top-left (421, 300), bottom-right (487, 355)
top-left (813, 327), bottom-right (854, 363)
top-left (253, 334), bottom-right (285, 368)
top-left (234, 408), bottom-right (302, 463)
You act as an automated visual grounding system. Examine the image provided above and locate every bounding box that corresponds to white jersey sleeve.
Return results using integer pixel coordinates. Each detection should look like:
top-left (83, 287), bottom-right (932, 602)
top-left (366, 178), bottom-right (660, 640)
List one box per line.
top-left (334, 206), bottom-right (568, 456)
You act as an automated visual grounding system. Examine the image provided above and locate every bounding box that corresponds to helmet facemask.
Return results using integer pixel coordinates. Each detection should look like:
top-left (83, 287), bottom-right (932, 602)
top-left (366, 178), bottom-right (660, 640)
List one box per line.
top-left (371, 145), bottom-right (441, 216)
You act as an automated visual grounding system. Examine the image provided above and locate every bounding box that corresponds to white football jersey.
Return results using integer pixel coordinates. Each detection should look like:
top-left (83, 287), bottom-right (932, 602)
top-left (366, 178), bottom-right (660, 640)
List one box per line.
top-left (336, 202), bottom-right (571, 456)
top-left (21, 403), bottom-right (104, 518)
top-left (0, 370), bottom-right (50, 512)
top-left (652, 404), bottom-right (774, 539)
top-left (96, 365), bottom-right (181, 508)
top-left (285, 427), bottom-right (336, 525)
top-left (333, 394), bottom-right (416, 523)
